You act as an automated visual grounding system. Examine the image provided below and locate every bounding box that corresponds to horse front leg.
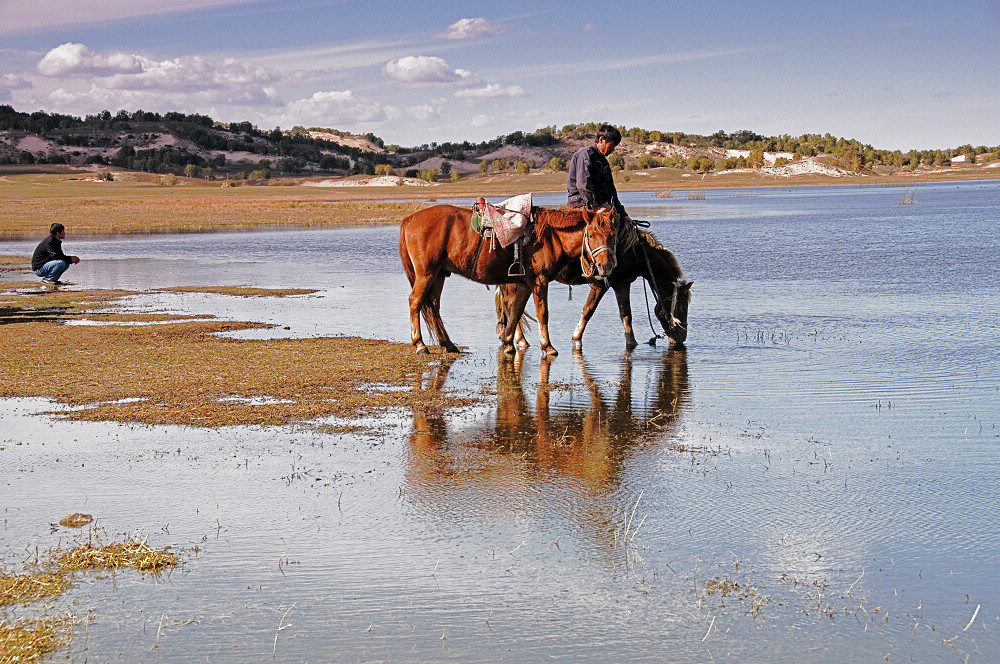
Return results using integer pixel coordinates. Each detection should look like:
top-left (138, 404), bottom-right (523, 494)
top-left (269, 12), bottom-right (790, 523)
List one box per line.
top-left (613, 283), bottom-right (638, 351)
top-left (500, 283), bottom-right (532, 355)
top-left (531, 280), bottom-right (558, 356)
top-left (572, 283), bottom-right (609, 351)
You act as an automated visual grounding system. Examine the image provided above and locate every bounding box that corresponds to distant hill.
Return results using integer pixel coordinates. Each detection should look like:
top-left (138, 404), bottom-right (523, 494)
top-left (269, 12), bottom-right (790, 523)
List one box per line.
top-left (1, 105), bottom-right (997, 182)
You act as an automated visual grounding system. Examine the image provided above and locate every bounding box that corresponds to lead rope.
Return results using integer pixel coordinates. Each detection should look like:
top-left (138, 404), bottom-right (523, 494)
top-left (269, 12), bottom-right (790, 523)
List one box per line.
top-left (640, 242), bottom-right (666, 345)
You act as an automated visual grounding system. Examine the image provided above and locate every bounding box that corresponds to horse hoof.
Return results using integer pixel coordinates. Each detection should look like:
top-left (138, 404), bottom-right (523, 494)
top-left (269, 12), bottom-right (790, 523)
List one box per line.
top-left (415, 345), bottom-right (430, 355)
top-left (572, 340), bottom-right (583, 351)
top-left (443, 343), bottom-right (460, 353)
top-left (542, 346), bottom-right (559, 357)
top-left (501, 343), bottom-right (517, 356)
top-left (516, 341), bottom-right (530, 350)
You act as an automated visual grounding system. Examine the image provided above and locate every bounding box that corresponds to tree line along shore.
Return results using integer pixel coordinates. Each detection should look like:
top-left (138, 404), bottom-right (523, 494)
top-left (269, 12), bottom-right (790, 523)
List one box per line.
top-left (2, 105), bottom-right (999, 185)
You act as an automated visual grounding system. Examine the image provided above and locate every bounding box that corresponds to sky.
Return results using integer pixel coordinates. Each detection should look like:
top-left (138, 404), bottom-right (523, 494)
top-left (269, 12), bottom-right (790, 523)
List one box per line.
top-left (1, 0), bottom-right (998, 151)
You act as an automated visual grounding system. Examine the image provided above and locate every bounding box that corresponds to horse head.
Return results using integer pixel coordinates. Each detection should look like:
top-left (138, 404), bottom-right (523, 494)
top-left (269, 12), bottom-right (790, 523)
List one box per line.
top-left (654, 279), bottom-right (693, 345)
top-left (581, 206), bottom-right (618, 280)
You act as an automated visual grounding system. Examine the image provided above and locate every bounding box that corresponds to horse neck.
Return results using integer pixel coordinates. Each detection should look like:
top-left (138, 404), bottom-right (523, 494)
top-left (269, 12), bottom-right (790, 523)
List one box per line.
top-left (644, 244), bottom-right (681, 288)
top-left (533, 208), bottom-right (589, 256)
top-left (534, 207), bottom-right (590, 233)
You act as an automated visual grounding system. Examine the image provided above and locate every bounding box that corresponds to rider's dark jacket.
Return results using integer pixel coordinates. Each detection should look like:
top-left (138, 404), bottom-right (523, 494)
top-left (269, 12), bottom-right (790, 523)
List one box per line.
top-left (567, 145), bottom-right (627, 219)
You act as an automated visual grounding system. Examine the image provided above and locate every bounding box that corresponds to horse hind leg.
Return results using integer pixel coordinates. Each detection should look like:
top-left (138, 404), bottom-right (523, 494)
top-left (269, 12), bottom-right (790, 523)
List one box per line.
top-left (499, 284), bottom-right (533, 355)
top-left (408, 274), bottom-right (433, 354)
top-left (613, 283), bottom-right (638, 351)
top-left (423, 275), bottom-right (460, 353)
top-left (496, 286), bottom-right (530, 349)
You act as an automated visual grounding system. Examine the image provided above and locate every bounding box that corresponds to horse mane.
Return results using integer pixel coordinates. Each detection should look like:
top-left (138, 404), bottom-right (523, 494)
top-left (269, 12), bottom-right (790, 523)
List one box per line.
top-left (535, 206), bottom-right (598, 232)
top-left (638, 230), bottom-right (682, 278)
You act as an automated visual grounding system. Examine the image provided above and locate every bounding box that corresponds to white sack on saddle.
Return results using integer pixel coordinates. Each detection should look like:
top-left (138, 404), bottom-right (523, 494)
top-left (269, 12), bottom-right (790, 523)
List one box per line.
top-left (483, 193), bottom-right (532, 248)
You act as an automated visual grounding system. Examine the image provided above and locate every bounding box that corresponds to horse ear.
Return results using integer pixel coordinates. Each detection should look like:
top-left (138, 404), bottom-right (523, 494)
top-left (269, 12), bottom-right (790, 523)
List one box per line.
top-left (683, 280), bottom-right (693, 290)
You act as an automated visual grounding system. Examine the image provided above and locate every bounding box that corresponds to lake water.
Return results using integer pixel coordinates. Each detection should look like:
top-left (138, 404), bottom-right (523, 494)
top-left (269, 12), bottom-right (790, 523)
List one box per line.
top-left (1, 181), bottom-right (999, 662)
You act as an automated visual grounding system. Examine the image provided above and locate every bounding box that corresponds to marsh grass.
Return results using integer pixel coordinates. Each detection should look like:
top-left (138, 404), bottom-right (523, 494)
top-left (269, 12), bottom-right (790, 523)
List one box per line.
top-left (56, 536), bottom-right (177, 574)
top-left (0, 260), bottom-right (460, 428)
top-left (161, 286), bottom-right (318, 298)
top-left (0, 572), bottom-right (70, 607)
top-left (0, 618), bottom-right (72, 663)
top-left (0, 176), bottom-right (428, 238)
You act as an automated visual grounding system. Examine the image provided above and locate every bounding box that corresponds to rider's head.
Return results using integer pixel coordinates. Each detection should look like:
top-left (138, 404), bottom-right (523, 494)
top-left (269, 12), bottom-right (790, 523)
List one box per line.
top-left (595, 124), bottom-right (621, 156)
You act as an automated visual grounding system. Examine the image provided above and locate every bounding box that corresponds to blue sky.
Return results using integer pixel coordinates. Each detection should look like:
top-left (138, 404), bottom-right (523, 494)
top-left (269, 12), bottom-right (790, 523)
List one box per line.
top-left (1, 0), bottom-right (998, 150)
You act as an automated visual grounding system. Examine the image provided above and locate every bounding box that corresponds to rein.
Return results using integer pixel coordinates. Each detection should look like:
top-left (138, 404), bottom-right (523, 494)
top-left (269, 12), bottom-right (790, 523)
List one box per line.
top-left (640, 242), bottom-right (666, 343)
top-left (639, 241), bottom-right (684, 344)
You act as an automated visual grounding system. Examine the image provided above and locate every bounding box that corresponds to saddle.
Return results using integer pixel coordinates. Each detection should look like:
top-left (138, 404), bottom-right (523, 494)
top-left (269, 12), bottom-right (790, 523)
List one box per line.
top-left (471, 193), bottom-right (533, 276)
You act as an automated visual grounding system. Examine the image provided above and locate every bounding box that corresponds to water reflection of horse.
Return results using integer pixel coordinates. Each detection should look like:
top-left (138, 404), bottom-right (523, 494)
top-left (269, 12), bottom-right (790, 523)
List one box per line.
top-left (498, 229), bottom-right (692, 353)
top-left (404, 351), bottom-right (689, 552)
top-left (399, 205), bottom-right (618, 355)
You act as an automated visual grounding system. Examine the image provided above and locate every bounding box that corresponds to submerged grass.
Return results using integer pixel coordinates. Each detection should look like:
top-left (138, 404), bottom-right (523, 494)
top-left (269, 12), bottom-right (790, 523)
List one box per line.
top-left (0, 618), bottom-right (72, 663)
top-left (56, 537), bottom-right (177, 574)
top-left (161, 286), bottom-right (318, 298)
top-left (0, 573), bottom-right (69, 607)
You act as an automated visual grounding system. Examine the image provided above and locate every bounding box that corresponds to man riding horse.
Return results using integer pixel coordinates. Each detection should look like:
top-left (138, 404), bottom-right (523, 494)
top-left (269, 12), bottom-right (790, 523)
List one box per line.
top-left (567, 124), bottom-right (632, 227)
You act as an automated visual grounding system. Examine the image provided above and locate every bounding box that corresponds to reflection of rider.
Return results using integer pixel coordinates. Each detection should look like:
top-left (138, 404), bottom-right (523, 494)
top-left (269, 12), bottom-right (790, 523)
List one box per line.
top-left (567, 124), bottom-right (630, 224)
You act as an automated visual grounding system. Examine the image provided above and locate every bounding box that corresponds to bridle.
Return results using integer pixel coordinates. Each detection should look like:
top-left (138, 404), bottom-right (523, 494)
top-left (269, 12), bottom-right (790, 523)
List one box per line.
top-left (581, 212), bottom-right (617, 279)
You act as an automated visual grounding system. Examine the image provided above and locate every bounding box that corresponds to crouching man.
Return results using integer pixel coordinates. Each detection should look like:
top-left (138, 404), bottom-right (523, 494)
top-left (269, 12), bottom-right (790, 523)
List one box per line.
top-left (32, 223), bottom-right (80, 284)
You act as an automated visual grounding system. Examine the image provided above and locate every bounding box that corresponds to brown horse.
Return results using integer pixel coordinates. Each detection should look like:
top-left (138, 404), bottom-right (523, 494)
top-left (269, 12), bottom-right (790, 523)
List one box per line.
top-left (399, 204), bottom-right (617, 354)
top-left (499, 229), bottom-right (692, 351)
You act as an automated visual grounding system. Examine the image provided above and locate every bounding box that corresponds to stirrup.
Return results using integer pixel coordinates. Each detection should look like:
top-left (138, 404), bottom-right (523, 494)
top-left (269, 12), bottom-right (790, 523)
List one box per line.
top-left (508, 261), bottom-right (525, 277)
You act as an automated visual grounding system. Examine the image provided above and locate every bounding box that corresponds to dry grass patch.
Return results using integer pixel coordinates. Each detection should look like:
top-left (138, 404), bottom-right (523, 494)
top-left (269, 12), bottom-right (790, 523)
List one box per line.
top-left (162, 286), bottom-right (318, 298)
top-left (0, 262), bottom-right (463, 428)
top-left (56, 537), bottom-right (177, 574)
top-left (0, 179), bottom-right (426, 238)
top-left (0, 573), bottom-right (69, 607)
top-left (0, 618), bottom-right (71, 663)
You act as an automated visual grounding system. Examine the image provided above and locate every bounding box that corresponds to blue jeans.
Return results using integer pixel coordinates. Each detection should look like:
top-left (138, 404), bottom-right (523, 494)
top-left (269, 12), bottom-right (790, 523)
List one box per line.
top-left (35, 259), bottom-right (70, 281)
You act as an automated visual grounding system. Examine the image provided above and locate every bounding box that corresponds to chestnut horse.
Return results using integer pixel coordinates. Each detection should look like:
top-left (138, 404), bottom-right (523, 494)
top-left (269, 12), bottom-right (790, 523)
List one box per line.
top-left (399, 204), bottom-right (617, 354)
top-left (499, 229), bottom-right (692, 351)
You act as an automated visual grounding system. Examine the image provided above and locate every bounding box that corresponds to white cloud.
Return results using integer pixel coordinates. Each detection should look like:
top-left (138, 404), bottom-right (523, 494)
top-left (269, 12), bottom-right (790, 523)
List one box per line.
top-left (2, 74), bottom-right (32, 90)
top-left (407, 104), bottom-right (438, 121)
top-left (37, 43), bottom-right (143, 77)
top-left (284, 90), bottom-right (394, 126)
top-left (34, 44), bottom-right (281, 108)
top-left (438, 18), bottom-right (503, 40)
top-left (384, 56), bottom-right (478, 85)
top-left (0, 73), bottom-right (31, 101)
top-left (470, 114), bottom-right (492, 127)
top-left (106, 56), bottom-right (278, 94)
top-left (454, 84), bottom-right (526, 99)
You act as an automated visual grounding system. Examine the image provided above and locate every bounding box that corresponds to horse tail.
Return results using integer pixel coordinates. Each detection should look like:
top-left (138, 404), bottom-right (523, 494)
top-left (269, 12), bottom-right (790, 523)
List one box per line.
top-left (398, 220), bottom-right (416, 287)
top-left (494, 285), bottom-right (531, 339)
top-left (418, 309), bottom-right (438, 344)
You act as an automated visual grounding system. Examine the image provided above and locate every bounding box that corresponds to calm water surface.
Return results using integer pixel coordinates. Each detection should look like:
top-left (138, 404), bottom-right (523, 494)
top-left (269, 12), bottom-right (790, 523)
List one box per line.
top-left (1, 181), bottom-right (998, 662)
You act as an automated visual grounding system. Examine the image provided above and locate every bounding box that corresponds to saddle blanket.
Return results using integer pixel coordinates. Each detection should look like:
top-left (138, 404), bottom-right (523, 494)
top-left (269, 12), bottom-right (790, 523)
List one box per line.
top-left (479, 193), bottom-right (532, 248)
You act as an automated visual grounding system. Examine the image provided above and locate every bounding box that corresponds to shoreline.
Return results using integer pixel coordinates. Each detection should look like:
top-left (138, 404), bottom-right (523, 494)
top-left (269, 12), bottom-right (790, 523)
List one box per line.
top-left (1, 167), bottom-right (997, 239)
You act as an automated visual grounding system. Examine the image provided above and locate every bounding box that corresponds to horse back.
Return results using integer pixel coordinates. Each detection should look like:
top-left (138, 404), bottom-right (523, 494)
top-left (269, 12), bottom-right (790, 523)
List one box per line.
top-left (401, 204), bottom-right (514, 282)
